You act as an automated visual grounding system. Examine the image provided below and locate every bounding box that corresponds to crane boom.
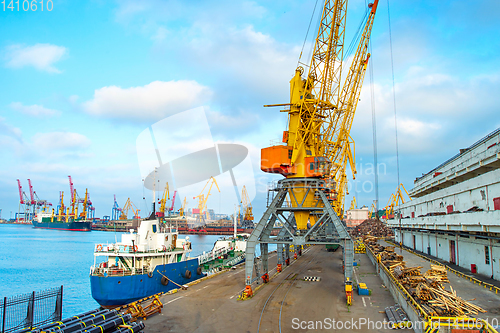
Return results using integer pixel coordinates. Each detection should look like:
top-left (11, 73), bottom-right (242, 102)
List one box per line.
top-left (170, 190), bottom-right (177, 211)
top-left (17, 179), bottom-right (24, 204)
top-left (27, 179), bottom-right (35, 205)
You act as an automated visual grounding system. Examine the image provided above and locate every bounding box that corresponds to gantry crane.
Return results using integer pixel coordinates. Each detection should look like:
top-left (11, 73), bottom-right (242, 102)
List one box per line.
top-left (244, 0), bottom-right (379, 298)
top-left (193, 177), bottom-right (220, 222)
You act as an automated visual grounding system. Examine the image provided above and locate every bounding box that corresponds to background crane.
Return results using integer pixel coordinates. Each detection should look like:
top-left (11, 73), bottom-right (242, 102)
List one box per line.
top-left (169, 190), bottom-right (177, 213)
top-left (384, 183), bottom-right (411, 219)
top-left (157, 183), bottom-right (170, 218)
top-left (179, 197), bottom-right (187, 217)
top-left (120, 198), bottom-right (141, 220)
top-left (349, 196), bottom-right (357, 210)
top-left (193, 177), bottom-right (220, 222)
top-left (241, 186), bottom-right (254, 228)
top-left (112, 195), bottom-right (121, 220)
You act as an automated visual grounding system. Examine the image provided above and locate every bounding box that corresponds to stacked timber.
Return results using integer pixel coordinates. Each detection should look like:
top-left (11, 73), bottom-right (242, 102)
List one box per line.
top-left (349, 219), bottom-right (394, 238)
top-left (424, 264), bottom-right (449, 284)
top-left (365, 241), bottom-right (486, 317)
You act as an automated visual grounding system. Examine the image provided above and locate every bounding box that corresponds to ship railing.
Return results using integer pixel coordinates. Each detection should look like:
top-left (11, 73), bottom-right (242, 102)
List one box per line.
top-left (91, 266), bottom-right (148, 276)
top-left (198, 245), bottom-right (234, 265)
top-left (94, 244), bottom-right (178, 254)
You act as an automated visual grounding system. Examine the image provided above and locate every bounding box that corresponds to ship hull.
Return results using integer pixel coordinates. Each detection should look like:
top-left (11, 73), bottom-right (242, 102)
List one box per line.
top-left (90, 258), bottom-right (203, 307)
top-left (32, 220), bottom-right (92, 231)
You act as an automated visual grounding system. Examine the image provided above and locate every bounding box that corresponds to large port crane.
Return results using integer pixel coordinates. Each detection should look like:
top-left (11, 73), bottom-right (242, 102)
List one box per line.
top-left (16, 179), bottom-right (31, 222)
top-left (244, 0), bottom-right (379, 298)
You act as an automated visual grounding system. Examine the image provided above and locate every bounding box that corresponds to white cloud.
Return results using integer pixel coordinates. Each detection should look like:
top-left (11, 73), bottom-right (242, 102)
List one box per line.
top-left (9, 102), bottom-right (60, 117)
top-left (0, 117), bottom-right (22, 140)
top-left (82, 80), bottom-right (213, 121)
top-left (32, 132), bottom-right (91, 150)
top-left (4, 43), bottom-right (68, 73)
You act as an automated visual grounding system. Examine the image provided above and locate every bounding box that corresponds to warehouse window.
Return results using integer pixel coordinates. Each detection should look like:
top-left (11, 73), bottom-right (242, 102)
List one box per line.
top-left (485, 246), bottom-right (490, 265)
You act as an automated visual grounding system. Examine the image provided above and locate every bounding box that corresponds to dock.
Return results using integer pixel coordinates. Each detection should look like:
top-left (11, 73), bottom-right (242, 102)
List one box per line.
top-left (144, 245), bottom-right (397, 333)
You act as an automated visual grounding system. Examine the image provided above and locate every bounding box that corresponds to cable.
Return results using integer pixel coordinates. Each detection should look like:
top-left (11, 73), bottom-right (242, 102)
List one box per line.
top-left (368, 30), bottom-right (379, 217)
top-left (387, 0), bottom-right (402, 248)
top-left (297, 0), bottom-right (321, 69)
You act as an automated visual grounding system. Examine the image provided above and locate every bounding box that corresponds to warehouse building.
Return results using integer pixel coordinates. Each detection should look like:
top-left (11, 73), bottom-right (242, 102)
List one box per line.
top-left (387, 128), bottom-right (500, 280)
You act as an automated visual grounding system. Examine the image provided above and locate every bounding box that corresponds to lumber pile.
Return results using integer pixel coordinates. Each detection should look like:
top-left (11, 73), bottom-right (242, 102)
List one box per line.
top-left (349, 219), bottom-right (394, 238)
top-left (365, 240), bottom-right (486, 317)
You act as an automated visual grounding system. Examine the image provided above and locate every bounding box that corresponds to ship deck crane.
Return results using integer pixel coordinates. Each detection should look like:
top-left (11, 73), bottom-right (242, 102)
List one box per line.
top-left (244, 0), bottom-right (379, 299)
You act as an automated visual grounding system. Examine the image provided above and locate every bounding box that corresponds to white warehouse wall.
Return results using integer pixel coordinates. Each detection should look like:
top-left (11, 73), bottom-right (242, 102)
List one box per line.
top-left (395, 229), bottom-right (500, 281)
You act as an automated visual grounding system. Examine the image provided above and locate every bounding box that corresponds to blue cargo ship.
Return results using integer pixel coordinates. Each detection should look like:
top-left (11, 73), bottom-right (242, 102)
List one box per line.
top-left (90, 217), bottom-right (204, 307)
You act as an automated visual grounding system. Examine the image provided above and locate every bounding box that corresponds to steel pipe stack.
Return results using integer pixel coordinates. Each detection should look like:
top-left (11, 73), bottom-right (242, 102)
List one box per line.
top-left (25, 309), bottom-right (145, 333)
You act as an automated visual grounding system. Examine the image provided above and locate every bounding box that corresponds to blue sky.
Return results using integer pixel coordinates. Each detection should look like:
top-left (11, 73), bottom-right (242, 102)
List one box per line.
top-left (1, 0), bottom-right (499, 220)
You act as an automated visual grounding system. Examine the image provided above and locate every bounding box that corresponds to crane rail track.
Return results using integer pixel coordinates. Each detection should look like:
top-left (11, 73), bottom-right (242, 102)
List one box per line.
top-left (257, 248), bottom-right (317, 333)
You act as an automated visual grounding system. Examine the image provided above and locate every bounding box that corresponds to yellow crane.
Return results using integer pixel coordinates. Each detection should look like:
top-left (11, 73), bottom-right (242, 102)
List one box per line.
top-left (193, 177), bottom-right (220, 221)
top-left (368, 202), bottom-right (377, 219)
top-left (385, 183), bottom-right (411, 218)
top-left (241, 186), bottom-right (253, 223)
top-left (179, 197), bottom-right (187, 217)
top-left (243, 0), bottom-right (380, 299)
top-left (261, 0), bottom-right (379, 228)
top-left (79, 188), bottom-right (89, 220)
top-left (157, 183), bottom-right (170, 218)
top-left (349, 197), bottom-right (357, 210)
top-left (120, 198), bottom-right (141, 219)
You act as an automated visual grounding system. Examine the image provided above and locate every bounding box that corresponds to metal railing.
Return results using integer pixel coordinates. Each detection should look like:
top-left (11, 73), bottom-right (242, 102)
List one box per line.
top-left (198, 245), bottom-right (234, 265)
top-left (0, 286), bottom-right (62, 333)
top-left (90, 266), bottom-right (149, 277)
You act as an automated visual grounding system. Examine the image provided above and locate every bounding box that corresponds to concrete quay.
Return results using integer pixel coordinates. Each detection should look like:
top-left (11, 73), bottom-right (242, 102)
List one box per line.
top-left (144, 245), bottom-right (397, 333)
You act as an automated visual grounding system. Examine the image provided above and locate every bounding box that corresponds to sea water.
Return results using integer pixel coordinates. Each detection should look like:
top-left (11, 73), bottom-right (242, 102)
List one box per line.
top-left (0, 224), bottom-right (224, 317)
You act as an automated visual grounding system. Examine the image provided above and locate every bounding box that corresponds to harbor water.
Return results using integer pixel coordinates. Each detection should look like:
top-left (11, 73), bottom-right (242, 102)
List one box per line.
top-left (0, 224), bottom-right (225, 317)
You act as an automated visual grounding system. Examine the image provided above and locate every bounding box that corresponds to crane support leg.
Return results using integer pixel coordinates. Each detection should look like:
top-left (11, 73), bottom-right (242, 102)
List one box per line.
top-left (244, 178), bottom-right (354, 291)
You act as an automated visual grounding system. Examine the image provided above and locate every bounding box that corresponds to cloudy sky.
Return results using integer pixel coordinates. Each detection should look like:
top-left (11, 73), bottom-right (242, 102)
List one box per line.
top-left (1, 0), bottom-right (499, 221)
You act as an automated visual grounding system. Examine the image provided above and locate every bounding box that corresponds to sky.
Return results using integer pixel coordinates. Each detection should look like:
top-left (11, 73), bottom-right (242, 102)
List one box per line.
top-left (1, 0), bottom-right (499, 221)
